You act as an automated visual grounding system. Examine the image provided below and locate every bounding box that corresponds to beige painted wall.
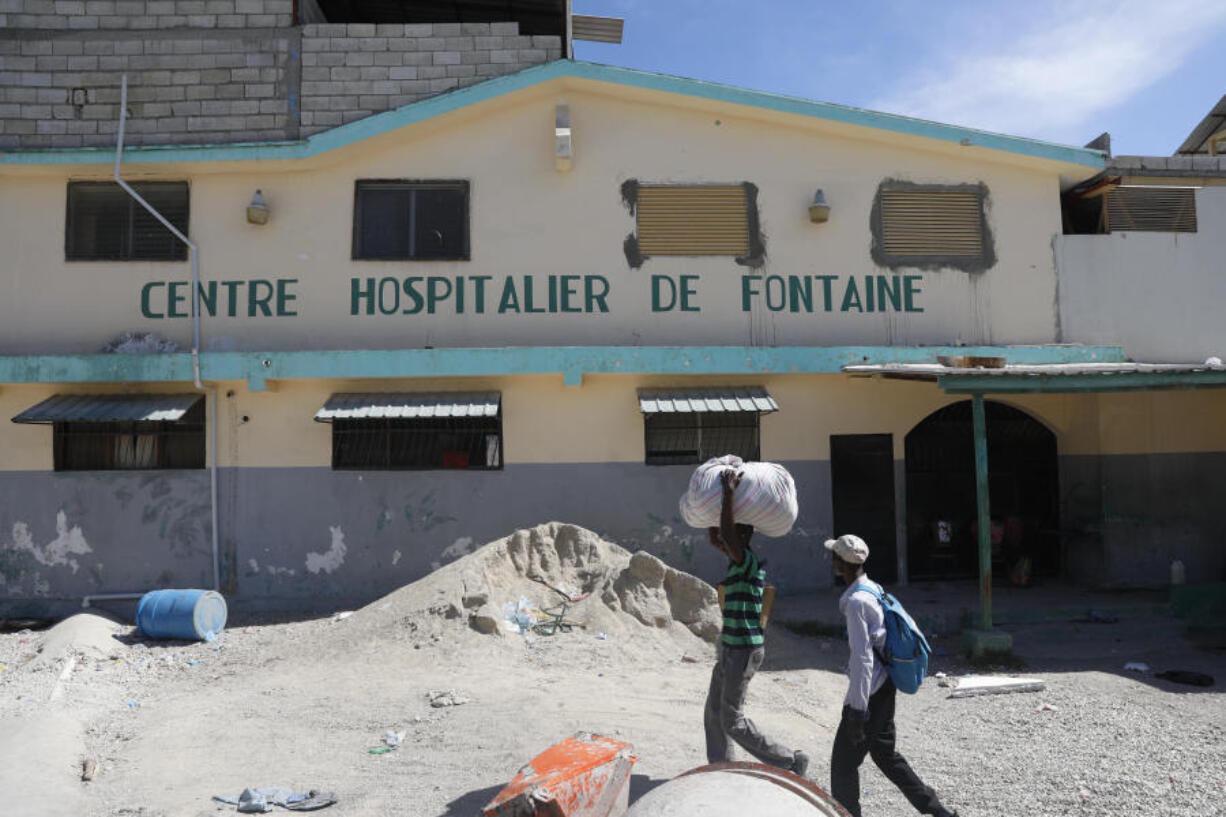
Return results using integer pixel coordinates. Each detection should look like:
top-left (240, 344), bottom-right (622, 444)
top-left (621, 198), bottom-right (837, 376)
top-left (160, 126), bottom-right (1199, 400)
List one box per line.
top-left (6, 375), bottom-right (1225, 472)
top-left (1, 80), bottom-right (1081, 355)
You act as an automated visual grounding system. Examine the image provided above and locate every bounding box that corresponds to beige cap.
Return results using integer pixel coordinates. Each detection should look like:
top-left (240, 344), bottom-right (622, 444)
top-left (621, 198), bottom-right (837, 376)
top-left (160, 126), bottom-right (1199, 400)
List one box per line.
top-left (824, 534), bottom-right (869, 564)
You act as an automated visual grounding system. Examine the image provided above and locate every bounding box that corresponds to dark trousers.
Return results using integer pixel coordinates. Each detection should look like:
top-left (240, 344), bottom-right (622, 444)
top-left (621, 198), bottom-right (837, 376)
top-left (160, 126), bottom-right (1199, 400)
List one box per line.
top-left (830, 679), bottom-right (946, 817)
top-left (703, 644), bottom-right (795, 769)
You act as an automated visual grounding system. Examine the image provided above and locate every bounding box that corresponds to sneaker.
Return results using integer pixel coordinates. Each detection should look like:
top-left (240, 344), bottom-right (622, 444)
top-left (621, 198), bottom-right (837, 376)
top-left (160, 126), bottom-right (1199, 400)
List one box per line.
top-left (791, 750), bottom-right (810, 778)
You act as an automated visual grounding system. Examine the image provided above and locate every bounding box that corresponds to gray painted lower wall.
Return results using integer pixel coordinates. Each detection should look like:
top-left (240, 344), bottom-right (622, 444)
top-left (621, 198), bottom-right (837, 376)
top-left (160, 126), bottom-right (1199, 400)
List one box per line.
top-left (4, 452), bottom-right (1223, 616)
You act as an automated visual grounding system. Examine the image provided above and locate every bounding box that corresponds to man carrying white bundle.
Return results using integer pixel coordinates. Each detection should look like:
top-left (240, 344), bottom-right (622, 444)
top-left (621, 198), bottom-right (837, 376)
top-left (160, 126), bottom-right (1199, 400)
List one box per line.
top-left (703, 469), bottom-right (810, 778)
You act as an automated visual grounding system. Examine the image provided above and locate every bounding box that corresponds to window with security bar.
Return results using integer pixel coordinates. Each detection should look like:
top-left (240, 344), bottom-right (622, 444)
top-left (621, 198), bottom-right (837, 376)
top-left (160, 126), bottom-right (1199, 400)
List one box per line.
top-left (66, 181), bottom-right (189, 262)
top-left (872, 183), bottom-right (994, 271)
top-left (635, 184), bottom-right (752, 257)
top-left (644, 412), bottom-right (760, 466)
top-left (332, 416), bottom-right (502, 470)
top-left (53, 404), bottom-right (205, 471)
top-left (352, 180), bottom-right (469, 260)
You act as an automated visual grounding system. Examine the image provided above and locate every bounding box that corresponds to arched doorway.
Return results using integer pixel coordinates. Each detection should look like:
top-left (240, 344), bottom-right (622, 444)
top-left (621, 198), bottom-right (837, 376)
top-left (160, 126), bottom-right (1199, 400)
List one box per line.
top-left (904, 400), bottom-right (1059, 581)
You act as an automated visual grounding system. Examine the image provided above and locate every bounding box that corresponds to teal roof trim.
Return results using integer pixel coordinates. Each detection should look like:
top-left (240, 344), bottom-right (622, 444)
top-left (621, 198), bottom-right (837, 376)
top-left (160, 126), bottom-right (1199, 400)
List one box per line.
top-left (0, 61), bottom-right (1106, 169)
top-left (0, 345), bottom-right (1125, 390)
top-left (941, 371), bottom-right (1226, 394)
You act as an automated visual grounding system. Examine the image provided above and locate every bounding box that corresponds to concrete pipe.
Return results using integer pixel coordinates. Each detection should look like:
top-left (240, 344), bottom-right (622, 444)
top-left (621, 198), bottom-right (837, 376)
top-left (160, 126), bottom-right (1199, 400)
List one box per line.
top-left (624, 762), bottom-right (849, 817)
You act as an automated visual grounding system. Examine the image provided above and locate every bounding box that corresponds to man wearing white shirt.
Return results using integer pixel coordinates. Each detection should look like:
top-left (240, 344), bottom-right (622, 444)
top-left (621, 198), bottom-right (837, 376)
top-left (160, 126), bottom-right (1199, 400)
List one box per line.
top-left (825, 534), bottom-right (958, 817)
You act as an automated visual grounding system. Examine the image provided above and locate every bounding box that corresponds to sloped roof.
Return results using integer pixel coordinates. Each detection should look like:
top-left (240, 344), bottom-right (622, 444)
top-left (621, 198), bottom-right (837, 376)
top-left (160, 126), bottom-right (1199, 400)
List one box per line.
top-left (1175, 93), bottom-right (1226, 155)
top-left (0, 61), bottom-right (1106, 169)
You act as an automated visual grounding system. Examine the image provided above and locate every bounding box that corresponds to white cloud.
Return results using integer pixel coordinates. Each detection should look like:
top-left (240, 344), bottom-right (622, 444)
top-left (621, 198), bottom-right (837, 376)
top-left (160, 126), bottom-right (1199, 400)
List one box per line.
top-left (873, 0), bottom-right (1226, 140)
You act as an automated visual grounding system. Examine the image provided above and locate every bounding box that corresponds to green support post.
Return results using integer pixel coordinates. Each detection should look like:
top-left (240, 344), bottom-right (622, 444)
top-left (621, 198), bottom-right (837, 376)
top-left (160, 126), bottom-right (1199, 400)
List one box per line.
top-left (972, 393), bottom-right (992, 630)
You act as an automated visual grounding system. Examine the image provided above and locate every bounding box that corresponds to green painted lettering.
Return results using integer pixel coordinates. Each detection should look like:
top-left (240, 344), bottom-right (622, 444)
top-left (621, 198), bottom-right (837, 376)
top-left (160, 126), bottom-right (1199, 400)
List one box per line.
top-left (471, 276), bottom-right (491, 314)
top-left (741, 275), bottom-right (762, 311)
top-left (276, 278), bottom-right (298, 316)
top-left (548, 275), bottom-right (558, 313)
top-left (651, 275), bottom-right (677, 312)
top-left (197, 281), bottom-right (217, 317)
top-left (248, 279), bottom-right (274, 317)
top-left (351, 277), bottom-right (376, 316)
top-left (455, 276), bottom-right (465, 314)
top-left (815, 275), bottom-right (837, 311)
top-left (400, 277), bottom-right (424, 315)
top-left (560, 276), bottom-right (581, 313)
top-left (376, 277), bottom-right (399, 315)
top-left (141, 282), bottom-right (165, 319)
top-left (904, 275), bottom-right (923, 312)
top-left (680, 275), bottom-right (699, 312)
top-left (585, 275), bottom-right (610, 313)
top-left (877, 275), bottom-right (901, 312)
top-left (840, 277), bottom-right (863, 312)
top-left (498, 277), bottom-right (521, 313)
top-left (167, 280), bottom-right (189, 318)
top-left (864, 275), bottom-right (876, 312)
top-left (427, 276), bottom-right (452, 315)
top-left (788, 277), bottom-right (812, 313)
top-left (764, 275), bottom-right (787, 312)
top-left (221, 280), bottom-right (242, 317)
top-left (523, 276), bottom-right (546, 314)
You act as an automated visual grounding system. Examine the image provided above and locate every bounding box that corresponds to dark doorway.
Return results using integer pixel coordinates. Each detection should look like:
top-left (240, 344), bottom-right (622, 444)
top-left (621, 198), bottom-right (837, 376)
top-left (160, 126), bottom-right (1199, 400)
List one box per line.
top-left (831, 434), bottom-right (897, 583)
top-left (904, 401), bottom-right (1059, 581)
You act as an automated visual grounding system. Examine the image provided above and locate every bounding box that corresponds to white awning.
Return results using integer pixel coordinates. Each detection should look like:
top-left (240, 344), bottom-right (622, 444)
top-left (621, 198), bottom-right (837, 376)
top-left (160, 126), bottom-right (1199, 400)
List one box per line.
top-left (637, 386), bottom-right (778, 414)
top-left (314, 392), bottom-right (501, 422)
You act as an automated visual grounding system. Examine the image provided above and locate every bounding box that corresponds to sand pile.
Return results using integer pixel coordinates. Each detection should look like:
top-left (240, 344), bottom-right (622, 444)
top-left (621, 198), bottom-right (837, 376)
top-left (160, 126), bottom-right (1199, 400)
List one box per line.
top-left (23, 611), bottom-right (125, 669)
top-left (339, 521), bottom-right (721, 653)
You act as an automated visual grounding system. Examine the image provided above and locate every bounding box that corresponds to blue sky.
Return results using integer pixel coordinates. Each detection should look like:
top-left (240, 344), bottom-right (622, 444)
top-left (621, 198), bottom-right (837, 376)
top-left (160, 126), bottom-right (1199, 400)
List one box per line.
top-left (572, 0), bottom-right (1226, 156)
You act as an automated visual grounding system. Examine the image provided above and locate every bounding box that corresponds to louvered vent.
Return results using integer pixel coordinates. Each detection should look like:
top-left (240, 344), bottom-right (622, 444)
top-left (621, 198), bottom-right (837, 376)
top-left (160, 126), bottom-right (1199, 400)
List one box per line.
top-left (1106, 187), bottom-right (1197, 233)
top-left (879, 188), bottom-right (984, 258)
top-left (636, 185), bottom-right (750, 256)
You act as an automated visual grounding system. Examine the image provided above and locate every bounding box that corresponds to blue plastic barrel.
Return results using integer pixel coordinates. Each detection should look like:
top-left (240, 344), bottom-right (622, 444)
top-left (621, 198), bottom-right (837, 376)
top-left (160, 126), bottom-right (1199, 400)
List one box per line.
top-left (136, 589), bottom-right (228, 641)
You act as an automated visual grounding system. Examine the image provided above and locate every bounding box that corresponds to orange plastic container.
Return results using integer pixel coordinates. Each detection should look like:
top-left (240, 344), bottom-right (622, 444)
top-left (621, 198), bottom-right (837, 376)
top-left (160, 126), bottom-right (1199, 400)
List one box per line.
top-left (482, 732), bottom-right (638, 817)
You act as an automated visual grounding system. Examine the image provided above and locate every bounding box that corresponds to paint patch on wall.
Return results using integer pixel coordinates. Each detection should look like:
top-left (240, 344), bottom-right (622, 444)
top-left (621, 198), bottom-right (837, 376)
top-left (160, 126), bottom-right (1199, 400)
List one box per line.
top-left (392, 550), bottom-right (401, 566)
top-left (431, 536), bottom-right (475, 570)
top-left (306, 526), bottom-right (348, 574)
top-left (6, 512), bottom-right (92, 573)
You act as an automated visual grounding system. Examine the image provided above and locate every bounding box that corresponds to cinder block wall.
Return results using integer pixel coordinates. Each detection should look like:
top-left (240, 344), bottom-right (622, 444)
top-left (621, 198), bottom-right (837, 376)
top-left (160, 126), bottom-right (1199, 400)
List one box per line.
top-left (0, 4), bottom-right (562, 148)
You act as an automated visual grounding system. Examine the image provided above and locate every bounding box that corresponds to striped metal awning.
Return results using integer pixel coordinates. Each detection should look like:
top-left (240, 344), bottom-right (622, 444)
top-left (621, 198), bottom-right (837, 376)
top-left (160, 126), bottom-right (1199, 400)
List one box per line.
top-left (637, 387), bottom-right (778, 414)
top-left (12, 393), bottom-right (203, 424)
top-left (314, 392), bottom-right (501, 422)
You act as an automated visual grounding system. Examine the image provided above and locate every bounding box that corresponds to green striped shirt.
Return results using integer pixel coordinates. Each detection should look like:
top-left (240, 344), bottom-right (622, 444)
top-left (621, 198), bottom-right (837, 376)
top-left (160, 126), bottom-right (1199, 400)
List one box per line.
top-left (721, 547), bottom-right (765, 647)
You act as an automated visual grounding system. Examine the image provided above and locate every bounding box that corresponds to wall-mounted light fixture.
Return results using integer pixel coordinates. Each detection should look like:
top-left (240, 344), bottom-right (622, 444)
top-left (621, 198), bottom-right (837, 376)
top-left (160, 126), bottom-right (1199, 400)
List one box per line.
top-left (246, 189), bottom-right (270, 224)
top-left (555, 104), bottom-right (573, 172)
top-left (808, 189), bottom-right (830, 223)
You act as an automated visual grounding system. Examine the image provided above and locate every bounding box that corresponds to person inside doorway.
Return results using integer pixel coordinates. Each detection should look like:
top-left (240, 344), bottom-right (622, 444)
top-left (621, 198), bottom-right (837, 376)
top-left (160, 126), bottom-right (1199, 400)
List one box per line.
top-left (703, 469), bottom-right (809, 778)
top-left (825, 533), bottom-right (959, 817)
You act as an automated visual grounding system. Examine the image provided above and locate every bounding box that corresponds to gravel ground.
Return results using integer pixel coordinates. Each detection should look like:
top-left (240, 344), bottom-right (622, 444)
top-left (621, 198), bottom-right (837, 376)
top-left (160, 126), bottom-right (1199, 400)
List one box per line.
top-left (0, 526), bottom-right (1222, 817)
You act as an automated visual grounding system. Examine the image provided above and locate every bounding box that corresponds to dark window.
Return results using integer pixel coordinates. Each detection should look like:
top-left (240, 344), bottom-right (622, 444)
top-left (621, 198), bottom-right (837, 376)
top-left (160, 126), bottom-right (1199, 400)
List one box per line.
top-left (66, 181), bottom-right (189, 261)
top-left (332, 415), bottom-right (502, 470)
top-left (53, 402), bottom-right (205, 471)
top-left (353, 180), bottom-right (469, 260)
top-left (644, 412), bottom-right (760, 465)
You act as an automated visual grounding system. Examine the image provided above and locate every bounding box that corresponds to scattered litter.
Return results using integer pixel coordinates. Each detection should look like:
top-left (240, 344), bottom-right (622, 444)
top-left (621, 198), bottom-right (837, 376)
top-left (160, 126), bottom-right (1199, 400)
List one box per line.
top-left (186, 659), bottom-right (202, 666)
top-left (1155, 670), bottom-right (1214, 687)
top-left (428, 690), bottom-right (471, 708)
top-left (330, 611), bottom-right (353, 623)
top-left (383, 730), bottom-right (405, 748)
top-left (681, 655), bottom-right (700, 664)
top-left (1086, 610), bottom-right (1118, 623)
top-left (596, 632), bottom-right (607, 641)
top-left (368, 746), bottom-right (394, 755)
top-left (947, 675), bottom-right (1046, 698)
top-left (81, 758), bottom-right (99, 782)
top-left (1124, 662), bottom-right (1150, 673)
top-left (935, 672), bottom-right (952, 688)
top-left (1035, 703), bottom-right (1058, 713)
top-left (503, 597), bottom-right (538, 635)
top-left (1079, 787), bottom-right (1093, 798)
top-left (532, 577), bottom-right (591, 603)
top-left (213, 787), bottom-right (338, 811)
top-left (125, 700), bottom-right (141, 709)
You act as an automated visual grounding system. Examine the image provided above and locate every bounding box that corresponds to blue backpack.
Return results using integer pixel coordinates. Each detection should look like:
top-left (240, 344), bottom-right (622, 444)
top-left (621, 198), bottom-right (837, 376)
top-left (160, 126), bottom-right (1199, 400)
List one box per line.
top-left (862, 584), bottom-right (931, 694)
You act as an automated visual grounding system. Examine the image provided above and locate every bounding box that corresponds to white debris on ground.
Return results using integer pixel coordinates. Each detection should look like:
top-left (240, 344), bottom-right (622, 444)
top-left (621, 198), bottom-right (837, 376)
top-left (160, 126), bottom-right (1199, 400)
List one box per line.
top-left (0, 521), bottom-right (1222, 817)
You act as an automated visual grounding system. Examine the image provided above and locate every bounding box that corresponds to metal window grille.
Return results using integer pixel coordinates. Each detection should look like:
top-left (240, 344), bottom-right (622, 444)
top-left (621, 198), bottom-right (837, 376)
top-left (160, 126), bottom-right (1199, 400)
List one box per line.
top-left (636, 184), bottom-right (750, 256)
top-left (644, 412), bottom-right (760, 466)
top-left (53, 406), bottom-right (205, 471)
top-left (66, 181), bottom-right (189, 261)
top-left (332, 416), bottom-right (503, 470)
top-left (878, 187), bottom-right (986, 260)
top-left (352, 180), bottom-right (470, 260)
top-left (1105, 186), bottom-right (1197, 233)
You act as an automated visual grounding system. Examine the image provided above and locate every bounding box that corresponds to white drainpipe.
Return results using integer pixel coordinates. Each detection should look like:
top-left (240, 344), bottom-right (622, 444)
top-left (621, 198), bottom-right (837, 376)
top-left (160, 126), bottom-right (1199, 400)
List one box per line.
top-left (83, 75), bottom-right (221, 607)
